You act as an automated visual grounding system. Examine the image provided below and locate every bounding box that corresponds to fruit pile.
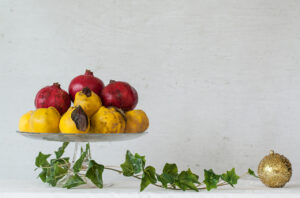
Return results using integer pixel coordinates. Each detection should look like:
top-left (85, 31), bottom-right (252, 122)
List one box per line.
top-left (19, 70), bottom-right (149, 134)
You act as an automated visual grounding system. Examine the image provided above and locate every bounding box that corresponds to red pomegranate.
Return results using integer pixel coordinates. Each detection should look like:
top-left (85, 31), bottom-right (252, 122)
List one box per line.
top-left (68, 69), bottom-right (104, 101)
top-left (35, 83), bottom-right (71, 115)
top-left (101, 80), bottom-right (138, 111)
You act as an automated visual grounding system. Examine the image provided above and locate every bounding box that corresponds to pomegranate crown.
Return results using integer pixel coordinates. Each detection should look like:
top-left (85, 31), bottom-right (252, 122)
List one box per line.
top-left (52, 82), bottom-right (61, 88)
top-left (85, 69), bottom-right (94, 76)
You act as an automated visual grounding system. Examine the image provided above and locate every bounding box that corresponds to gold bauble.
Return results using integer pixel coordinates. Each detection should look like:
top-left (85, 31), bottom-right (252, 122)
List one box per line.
top-left (258, 150), bottom-right (292, 188)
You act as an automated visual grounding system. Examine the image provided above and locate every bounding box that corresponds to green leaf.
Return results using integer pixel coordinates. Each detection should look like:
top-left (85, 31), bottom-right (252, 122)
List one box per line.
top-left (121, 150), bottom-right (146, 176)
top-left (35, 152), bottom-right (51, 168)
top-left (162, 163), bottom-right (178, 176)
top-left (73, 144), bottom-right (89, 173)
top-left (140, 166), bottom-right (157, 191)
top-left (248, 168), bottom-right (259, 178)
top-left (46, 162), bottom-right (68, 186)
top-left (63, 174), bottom-right (86, 189)
top-left (175, 168), bottom-right (200, 191)
top-left (221, 168), bottom-right (240, 187)
top-left (50, 157), bottom-right (70, 166)
top-left (55, 142), bottom-right (69, 159)
top-left (38, 169), bottom-right (47, 183)
top-left (157, 163), bottom-right (178, 188)
top-left (86, 160), bottom-right (104, 189)
top-left (203, 169), bottom-right (220, 191)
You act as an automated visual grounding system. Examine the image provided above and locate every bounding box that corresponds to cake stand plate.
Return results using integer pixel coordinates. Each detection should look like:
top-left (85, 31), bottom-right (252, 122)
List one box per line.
top-left (16, 131), bottom-right (146, 142)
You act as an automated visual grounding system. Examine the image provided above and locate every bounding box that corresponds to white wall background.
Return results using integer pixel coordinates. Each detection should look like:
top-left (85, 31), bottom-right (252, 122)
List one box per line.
top-left (1, 0), bottom-right (300, 182)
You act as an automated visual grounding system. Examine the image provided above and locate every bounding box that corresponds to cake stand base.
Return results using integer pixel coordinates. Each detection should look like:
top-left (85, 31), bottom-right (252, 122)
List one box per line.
top-left (57, 142), bottom-right (113, 188)
top-left (16, 131), bottom-right (147, 189)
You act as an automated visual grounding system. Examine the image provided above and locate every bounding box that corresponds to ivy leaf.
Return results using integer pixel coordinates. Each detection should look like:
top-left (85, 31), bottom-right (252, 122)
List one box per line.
top-left (248, 168), bottom-right (259, 178)
top-left (55, 142), bottom-right (69, 159)
top-left (140, 166), bottom-right (157, 191)
top-left (157, 163), bottom-right (178, 188)
top-left (38, 169), bottom-right (47, 183)
top-left (46, 162), bottom-right (68, 186)
top-left (50, 157), bottom-right (70, 166)
top-left (203, 169), bottom-right (220, 191)
top-left (175, 168), bottom-right (200, 191)
top-left (35, 152), bottom-right (51, 168)
top-left (73, 151), bottom-right (87, 173)
top-left (63, 174), bottom-right (86, 189)
top-left (86, 160), bottom-right (104, 189)
top-left (73, 144), bottom-right (89, 173)
top-left (86, 143), bottom-right (90, 153)
top-left (221, 168), bottom-right (240, 187)
top-left (121, 150), bottom-right (146, 176)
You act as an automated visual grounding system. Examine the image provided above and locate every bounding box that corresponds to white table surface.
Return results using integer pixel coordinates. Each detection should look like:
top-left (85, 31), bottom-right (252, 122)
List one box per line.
top-left (1, 175), bottom-right (300, 198)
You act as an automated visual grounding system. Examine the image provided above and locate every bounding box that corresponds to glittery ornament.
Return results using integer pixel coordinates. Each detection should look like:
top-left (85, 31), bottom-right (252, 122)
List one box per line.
top-left (258, 150), bottom-right (292, 188)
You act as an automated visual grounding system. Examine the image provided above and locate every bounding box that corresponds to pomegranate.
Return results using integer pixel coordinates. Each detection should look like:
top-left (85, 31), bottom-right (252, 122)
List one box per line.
top-left (35, 83), bottom-right (71, 115)
top-left (68, 69), bottom-right (104, 101)
top-left (101, 80), bottom-right (138, 111)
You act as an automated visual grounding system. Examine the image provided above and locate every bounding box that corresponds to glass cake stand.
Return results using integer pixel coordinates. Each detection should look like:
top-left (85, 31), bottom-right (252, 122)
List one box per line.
top-left (17, 131), bottom-right (147, 188)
